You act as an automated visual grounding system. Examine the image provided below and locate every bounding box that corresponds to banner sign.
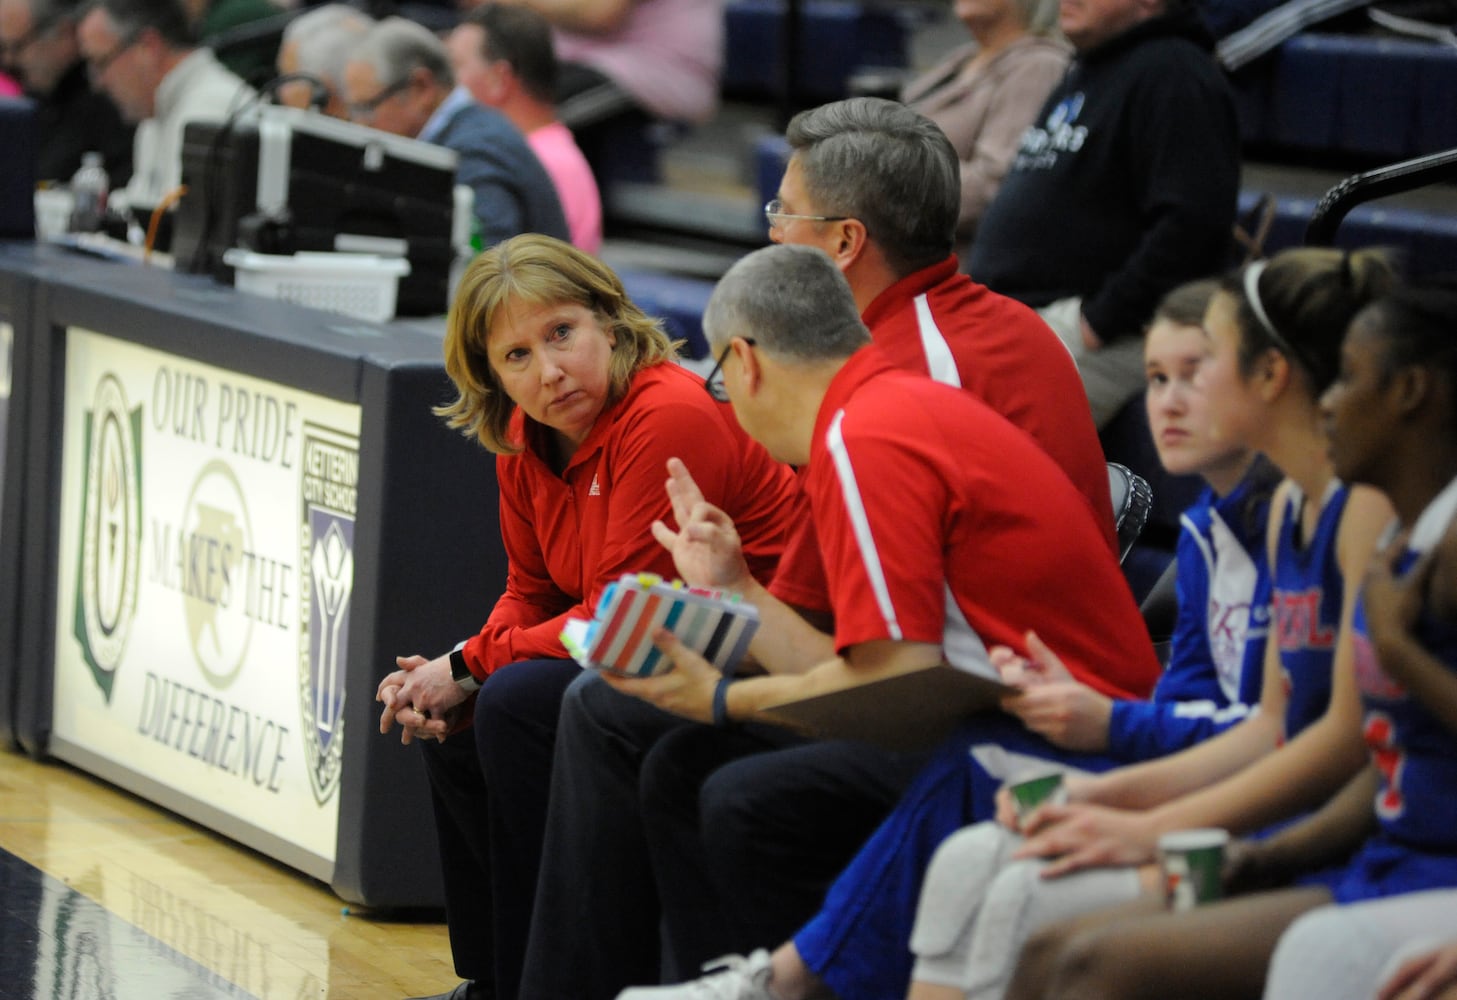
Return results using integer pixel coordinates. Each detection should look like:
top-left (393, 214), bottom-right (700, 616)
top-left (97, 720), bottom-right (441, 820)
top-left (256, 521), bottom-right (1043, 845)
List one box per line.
top-left (52, 328), bottom-right (362, 867)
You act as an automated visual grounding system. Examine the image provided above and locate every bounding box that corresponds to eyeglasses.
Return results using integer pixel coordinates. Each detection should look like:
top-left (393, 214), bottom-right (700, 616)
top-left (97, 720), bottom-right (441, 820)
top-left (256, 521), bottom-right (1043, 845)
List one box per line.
top-left (764, 197), bottom-right (847, 233)
top-left (347, 77), bottom-right (409, 121)
top-left (703, 337), bottom-right (755, 403)
top-left (86, 31), bottom-right (139, 80)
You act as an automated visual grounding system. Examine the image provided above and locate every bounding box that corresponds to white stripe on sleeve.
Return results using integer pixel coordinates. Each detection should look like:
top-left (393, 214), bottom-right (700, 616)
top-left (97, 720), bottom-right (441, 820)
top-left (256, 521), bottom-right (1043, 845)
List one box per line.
top-left (914, 293), bottom-right (963, 387)
top-left (826, 409), bottom-right (903, 640)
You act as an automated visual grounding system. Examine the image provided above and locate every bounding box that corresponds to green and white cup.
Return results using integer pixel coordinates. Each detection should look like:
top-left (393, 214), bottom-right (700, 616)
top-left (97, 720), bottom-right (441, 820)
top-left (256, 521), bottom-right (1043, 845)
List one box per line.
top-left (1158, 828), bottom-right (1229, 911)
top-left (1008, 770), bottom-right (1066, 824)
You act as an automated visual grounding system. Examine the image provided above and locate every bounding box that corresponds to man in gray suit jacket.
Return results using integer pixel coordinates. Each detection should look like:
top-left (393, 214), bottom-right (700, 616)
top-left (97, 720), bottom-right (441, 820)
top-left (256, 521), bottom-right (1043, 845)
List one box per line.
top-left (341, 16), bottom-right (568, 248)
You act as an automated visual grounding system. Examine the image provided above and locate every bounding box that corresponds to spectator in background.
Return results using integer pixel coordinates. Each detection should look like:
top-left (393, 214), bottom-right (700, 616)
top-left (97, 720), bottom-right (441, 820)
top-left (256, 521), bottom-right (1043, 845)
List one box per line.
top-left (901, 0), bottom-right (1069, 250)
top-left (468, 0), bottom-right (723, 173)
top-left (341, 16), bottom-right (568, 248)
top-left (968, 0), bottom-right (1239, 427)
top-left (448, 2), bottom-right (601, 252)
top-left (0, 0), bottom-right (133, 183)
top-left (274, 3), bottom-right (372, 117)
top-left (78, 0), bottom-right (253, 216)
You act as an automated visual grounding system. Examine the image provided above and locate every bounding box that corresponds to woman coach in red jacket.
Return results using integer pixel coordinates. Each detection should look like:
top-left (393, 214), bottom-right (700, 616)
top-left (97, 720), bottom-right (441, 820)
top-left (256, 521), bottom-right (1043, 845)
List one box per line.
top-left (377, 234), bottom-right (801, 1000)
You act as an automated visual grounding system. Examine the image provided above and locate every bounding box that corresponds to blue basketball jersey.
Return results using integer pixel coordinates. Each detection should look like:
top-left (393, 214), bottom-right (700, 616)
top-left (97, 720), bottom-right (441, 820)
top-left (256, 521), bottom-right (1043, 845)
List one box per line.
top-left (1309, 478), bottom-right (1457, 904)
top-left (1272, 482), bottom-right (1350, 738)
top-left (1107, 470), bottom-right (1271, 761)
top-left (1352, 477), bottom-right (1457, 854)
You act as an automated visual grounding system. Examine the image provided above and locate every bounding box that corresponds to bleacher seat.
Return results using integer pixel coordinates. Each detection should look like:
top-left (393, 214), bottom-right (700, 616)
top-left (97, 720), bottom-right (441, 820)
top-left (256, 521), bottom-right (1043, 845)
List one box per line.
top-left (1235, 189), bottom-right (1457, 275)
top-left (616, 268), bottom-right (716, 359)
top-left (1234, 34), bottom-right (1457, 163)
top-left (722, 0), bottom-right (914, 104)
top-left (754, 133), bottom-right (792, 205)
top-left (592, 119), bottom-right (686, 190)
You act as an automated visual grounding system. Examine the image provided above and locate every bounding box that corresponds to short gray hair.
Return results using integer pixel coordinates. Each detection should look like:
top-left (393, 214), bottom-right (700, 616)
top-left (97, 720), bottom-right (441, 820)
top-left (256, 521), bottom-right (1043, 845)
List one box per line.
top-left (355, 16), bottom-right (453, 89)
top-left (283, 5), bottom-right (373, 91)
top-left (704, 245), bottom-right (870, 363)
top-left (785, 97), bottom-right (958, 276)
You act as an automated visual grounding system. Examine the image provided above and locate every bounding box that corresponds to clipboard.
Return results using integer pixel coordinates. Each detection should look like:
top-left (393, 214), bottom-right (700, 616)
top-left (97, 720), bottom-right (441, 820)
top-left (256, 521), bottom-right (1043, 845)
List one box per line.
top-left (758, 662), bottom-right (1014, 752)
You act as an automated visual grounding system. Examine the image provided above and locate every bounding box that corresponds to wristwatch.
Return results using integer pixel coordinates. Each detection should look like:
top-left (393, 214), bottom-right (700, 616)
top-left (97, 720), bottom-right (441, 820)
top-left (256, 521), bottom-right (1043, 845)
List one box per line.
top-left (449, 645), bottom-right (481, 693)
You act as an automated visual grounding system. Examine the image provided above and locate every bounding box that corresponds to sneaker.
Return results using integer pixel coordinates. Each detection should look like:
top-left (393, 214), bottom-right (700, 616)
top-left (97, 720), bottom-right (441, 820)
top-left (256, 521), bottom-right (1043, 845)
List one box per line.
top-left (616, 950), bottom-right (776, 1000)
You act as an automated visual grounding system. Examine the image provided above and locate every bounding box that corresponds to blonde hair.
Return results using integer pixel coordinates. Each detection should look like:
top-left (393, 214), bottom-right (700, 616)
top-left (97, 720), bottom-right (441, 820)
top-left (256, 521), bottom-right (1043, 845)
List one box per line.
top-left (436, 234), bottom-right (679, 454)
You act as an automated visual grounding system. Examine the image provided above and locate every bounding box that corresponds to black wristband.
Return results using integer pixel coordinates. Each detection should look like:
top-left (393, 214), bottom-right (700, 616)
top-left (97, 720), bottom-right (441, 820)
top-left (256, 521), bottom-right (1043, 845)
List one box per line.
top-left (712, 675), bottom-right (735, 729)
top-left (450, 646), bottom-right (481, 693)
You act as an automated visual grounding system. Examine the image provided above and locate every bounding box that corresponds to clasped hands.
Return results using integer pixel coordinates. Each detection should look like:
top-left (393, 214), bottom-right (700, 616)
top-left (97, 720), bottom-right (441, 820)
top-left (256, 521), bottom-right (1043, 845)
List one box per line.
top-left (377, 652), bottom-right (466, 745)
top-left (377, 458), bottom-right (752, 740)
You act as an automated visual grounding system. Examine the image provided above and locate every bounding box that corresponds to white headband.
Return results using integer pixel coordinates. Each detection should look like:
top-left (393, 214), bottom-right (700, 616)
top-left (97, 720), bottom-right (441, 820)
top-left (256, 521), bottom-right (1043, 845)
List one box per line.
top-left (1242, 259), bottom-right (1300, 361)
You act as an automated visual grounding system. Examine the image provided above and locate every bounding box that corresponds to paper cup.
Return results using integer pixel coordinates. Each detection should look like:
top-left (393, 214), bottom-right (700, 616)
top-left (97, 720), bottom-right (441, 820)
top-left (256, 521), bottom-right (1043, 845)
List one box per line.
top-left (1009, 770), bottom-right (1066, 823)
top-left (33, 187), bottom-right (74, 241)
top-left (1158, 828), bottom-right (1229, 911)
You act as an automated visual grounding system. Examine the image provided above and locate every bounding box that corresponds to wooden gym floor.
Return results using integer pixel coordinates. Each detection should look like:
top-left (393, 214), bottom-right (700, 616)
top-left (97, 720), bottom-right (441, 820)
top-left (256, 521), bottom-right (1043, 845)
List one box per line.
top-left (0, 749), bottom-right (455, 999)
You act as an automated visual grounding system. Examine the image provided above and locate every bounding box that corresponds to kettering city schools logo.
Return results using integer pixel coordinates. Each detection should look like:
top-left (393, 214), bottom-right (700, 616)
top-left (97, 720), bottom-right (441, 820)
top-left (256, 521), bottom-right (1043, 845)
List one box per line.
top-left (298, 426), bottom-right (359, 806)
top-left (73, 375), bottom-right (143, 702)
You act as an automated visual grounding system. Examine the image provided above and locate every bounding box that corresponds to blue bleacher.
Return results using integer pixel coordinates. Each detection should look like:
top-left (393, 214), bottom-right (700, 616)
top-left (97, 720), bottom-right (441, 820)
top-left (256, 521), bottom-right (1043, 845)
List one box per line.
top-left (722, 0), bottom-right (915, 103)
top-left (595, 2), bottom-right (917, 198)
top-left (755, 134), bottom-right (792, 203)
top-left (1235, 190), bottom-right (1457, 275)
top-left (1235, 34), bottom-right (1457, 163)
top-left (617, 267), bottom-right (715, 360)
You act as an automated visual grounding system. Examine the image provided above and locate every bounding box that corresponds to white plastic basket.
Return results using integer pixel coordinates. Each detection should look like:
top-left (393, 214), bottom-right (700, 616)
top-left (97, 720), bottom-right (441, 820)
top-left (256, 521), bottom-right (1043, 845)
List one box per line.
top-left (223, 250), bottom-right (412, 322)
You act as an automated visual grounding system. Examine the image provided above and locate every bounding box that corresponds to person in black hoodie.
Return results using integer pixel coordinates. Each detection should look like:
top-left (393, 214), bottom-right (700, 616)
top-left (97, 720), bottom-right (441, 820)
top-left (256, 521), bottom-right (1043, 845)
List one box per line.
top-left (968, 0), bottom-right (1239, 427)
top-left (0, 0), bottom-right (133, 184)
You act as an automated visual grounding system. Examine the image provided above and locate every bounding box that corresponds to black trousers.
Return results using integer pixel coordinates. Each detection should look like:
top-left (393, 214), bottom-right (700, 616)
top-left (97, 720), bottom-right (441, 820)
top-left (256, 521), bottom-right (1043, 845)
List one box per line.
top-left (419, 657), bottom-right (580, 1000)
top-left (518, 672), bottom-right (930, 999)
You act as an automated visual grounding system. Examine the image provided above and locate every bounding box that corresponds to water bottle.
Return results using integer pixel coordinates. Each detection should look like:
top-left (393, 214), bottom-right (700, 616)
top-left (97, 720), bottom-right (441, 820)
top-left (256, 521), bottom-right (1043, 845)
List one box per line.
top-left (68, 151), bottom-right (110, 234)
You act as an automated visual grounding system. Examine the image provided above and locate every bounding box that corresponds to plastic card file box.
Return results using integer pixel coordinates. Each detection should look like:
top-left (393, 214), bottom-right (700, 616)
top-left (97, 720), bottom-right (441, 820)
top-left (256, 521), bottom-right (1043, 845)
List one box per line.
top-left (561, 573), bottom-right (760, 677)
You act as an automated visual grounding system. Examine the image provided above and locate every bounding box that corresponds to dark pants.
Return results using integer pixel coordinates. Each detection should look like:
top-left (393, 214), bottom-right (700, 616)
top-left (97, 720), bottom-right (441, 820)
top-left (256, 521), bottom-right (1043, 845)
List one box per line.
top-left (419, 657), bottom-right (580, 1000)
top-left (518, 672), bottom-right (930, 999)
